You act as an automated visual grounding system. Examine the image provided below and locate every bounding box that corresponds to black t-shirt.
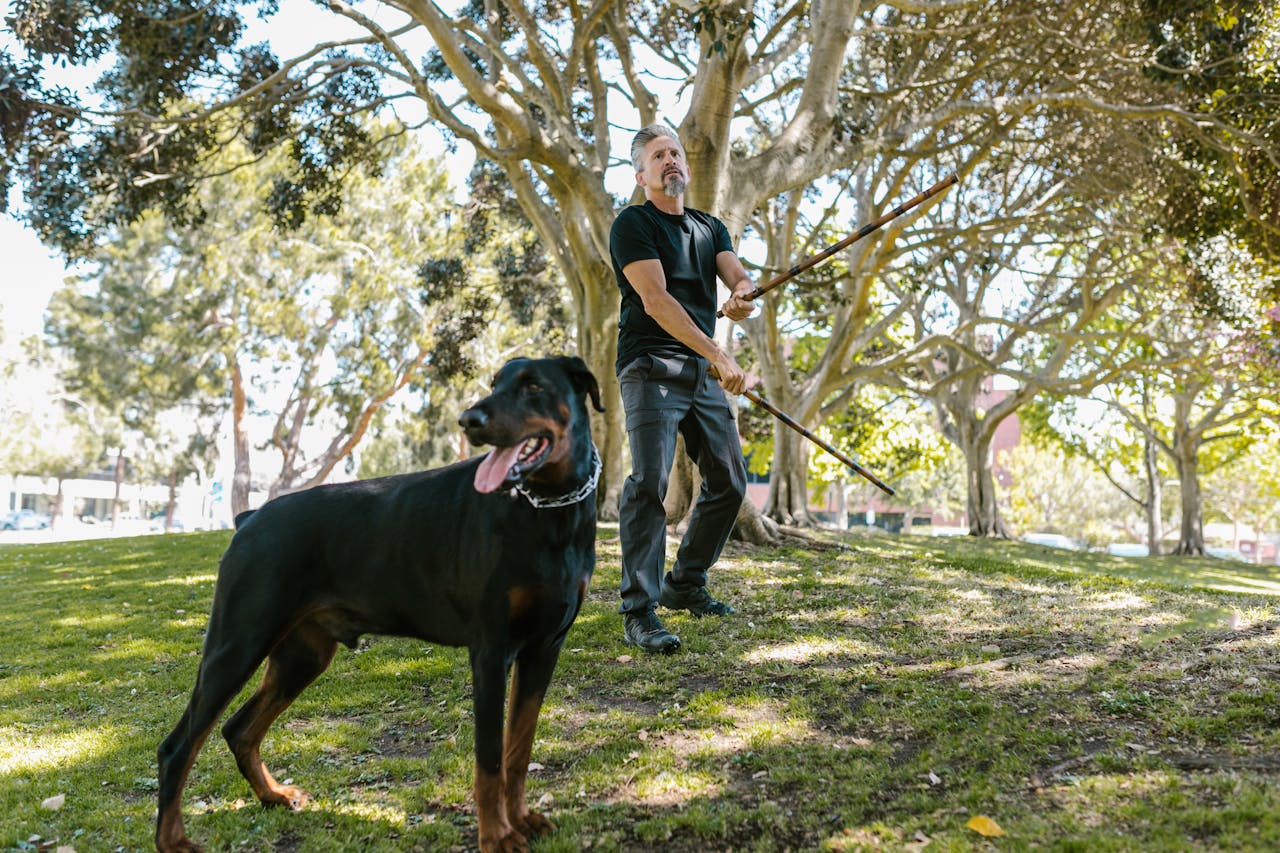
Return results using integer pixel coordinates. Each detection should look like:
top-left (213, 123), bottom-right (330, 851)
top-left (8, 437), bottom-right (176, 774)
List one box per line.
top-left (609, 201), bottom-right (734, 371)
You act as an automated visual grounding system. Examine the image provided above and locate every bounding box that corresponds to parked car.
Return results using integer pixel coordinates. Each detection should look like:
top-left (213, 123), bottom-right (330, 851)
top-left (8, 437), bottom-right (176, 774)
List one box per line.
top-left (1107, 542), bottom-right (1150, 557)
top-left (2, 509), bottom-right (51, 530)
top-left (149, 514), bottom-right (189, 532)
top-left (1022, 532), bottom-right (1081, 550)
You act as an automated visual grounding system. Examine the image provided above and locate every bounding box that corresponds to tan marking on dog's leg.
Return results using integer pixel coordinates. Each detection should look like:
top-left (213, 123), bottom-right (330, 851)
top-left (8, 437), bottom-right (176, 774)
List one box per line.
top-left (503, 670), bottom-right (554, 839)
top-left (222, 624), bottom-right (336, 809)
top-left (156, 728), bottom-right (213, 853)
top-left (475, 764), bottom-right (526, 853)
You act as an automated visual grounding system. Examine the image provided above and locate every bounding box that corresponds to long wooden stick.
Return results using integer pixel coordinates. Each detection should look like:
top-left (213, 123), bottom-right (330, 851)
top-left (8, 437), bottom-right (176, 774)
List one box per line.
top-left (742, 387), bottom-right (895, 497)
top-left (718, 173), bottom-right (959, 317)
top-left (711, 366), bottom-right (896, 496)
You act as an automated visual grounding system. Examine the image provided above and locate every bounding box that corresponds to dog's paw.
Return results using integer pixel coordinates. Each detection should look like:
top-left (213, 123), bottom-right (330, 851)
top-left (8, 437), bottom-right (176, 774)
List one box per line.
top-left (514, 809), bottom-right (555, 838)
top-left (262, 784), bottom-right (311, 811)
top-left (478, 827), bottom-right (529, 853)
top-left (155, 836), bottom-right (206, 853)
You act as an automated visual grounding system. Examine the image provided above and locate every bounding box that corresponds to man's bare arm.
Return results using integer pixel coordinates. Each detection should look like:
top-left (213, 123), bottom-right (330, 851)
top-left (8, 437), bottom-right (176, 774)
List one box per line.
top-left (715, 251), bottom-right (756, 321)
top-left (622, 258), bottom-right (750, 394)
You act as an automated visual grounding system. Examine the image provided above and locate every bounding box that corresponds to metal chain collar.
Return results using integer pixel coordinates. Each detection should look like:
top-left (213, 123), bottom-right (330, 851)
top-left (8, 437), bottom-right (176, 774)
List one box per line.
top-left (514, 444), bottom-right (601, 509)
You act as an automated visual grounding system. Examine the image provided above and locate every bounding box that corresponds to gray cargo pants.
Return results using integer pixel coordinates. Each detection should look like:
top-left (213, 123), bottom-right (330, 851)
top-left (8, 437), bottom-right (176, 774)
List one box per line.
top-left (617, 353), bottom-right (747, 615)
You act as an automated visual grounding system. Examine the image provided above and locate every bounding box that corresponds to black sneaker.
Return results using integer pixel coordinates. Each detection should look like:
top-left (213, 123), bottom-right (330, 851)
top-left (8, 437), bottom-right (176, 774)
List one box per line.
top-left (659, 582), bottom-right (735, 617)
top-left (623, 611), bottom-right (681, 654)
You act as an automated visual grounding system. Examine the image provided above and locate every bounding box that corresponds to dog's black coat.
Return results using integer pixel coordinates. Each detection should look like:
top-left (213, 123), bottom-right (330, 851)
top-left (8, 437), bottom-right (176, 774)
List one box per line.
top-left (156, 356), bottom-right (603, 853)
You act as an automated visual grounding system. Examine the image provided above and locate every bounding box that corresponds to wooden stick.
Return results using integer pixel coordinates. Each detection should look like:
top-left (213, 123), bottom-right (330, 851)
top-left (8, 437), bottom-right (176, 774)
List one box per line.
top-left (711, 365), bottom-right (895, 496)
top-left (741, 387), bottom-right (895, 497)
top-left (718, 173), bottom-right (959, 317)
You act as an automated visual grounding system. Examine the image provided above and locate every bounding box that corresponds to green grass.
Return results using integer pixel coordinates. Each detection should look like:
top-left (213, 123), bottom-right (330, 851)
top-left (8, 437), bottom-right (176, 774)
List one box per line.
top-left (2, 528), bottom-right (1278, 851)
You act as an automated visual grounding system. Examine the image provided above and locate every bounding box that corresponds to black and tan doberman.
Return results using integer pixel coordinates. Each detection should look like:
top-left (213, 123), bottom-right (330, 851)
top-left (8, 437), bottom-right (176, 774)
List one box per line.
top-left (155, 355), bottom-right (604, 853)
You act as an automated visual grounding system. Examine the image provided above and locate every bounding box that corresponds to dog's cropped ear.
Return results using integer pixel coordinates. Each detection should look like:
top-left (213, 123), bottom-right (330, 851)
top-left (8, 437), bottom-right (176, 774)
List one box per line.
top-left (557, 355), bottom-right (605, 412)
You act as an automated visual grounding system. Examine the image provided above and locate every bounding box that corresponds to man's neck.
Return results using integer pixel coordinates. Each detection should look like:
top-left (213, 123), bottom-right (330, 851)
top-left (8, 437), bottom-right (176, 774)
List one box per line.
top-left (646, 191), bottom-right (684, 216)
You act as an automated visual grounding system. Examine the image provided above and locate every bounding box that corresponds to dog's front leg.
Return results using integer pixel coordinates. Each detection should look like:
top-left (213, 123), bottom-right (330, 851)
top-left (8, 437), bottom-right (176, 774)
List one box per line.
top-left (470, 646), bottom-right (525, 853)
top-left (503, 642), bottom-right (562, 839)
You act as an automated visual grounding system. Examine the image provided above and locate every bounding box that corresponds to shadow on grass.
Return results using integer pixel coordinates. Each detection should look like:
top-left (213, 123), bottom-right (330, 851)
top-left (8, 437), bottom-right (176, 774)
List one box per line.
top-left (3, 528), bottom-right (1279, 851)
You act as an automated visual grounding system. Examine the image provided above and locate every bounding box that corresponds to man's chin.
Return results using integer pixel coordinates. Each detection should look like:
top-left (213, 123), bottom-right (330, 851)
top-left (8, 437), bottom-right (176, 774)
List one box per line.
top-left (662, 176), bottom-right (687, 197)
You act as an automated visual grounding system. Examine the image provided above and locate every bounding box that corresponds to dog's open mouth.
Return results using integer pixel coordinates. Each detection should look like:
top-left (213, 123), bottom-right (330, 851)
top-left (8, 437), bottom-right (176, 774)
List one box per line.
top-left (473, 434), bottom-right (553, 494)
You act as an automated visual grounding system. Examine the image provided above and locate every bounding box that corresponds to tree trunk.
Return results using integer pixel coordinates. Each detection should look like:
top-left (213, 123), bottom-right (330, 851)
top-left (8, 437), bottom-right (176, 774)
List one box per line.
top-left (165, 468), bottom-right (179, 532)
top-left (584, 274), bottom-right (627, 524)
top-left (964, 433), bottom-right (1007, 538)
top-left (1172, 441), bottom-right (1205, 555)
top-left (110, 450), bottom-right (125, 528)
top-left (230, 359), bottom-right (252, 516)
top-left (51, 478), bottom-right (65, 528)
top-left (733, 497), bottom-right (780, 544)
top-left (1143, 437), bottom-right (1163, 556)
top-left (763, 424), bottom-right (814, 526)
top-left (835, 476), bottom-right (849, 529)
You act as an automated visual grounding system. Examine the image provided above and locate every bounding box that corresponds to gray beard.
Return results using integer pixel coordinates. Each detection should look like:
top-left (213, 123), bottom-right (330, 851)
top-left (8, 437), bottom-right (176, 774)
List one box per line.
top-left (662, 173), bottom-right (687, 198)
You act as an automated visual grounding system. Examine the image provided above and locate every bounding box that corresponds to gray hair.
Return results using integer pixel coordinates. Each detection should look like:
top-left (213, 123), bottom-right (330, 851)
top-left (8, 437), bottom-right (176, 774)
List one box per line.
top-left (630, 124), bottom-right (683, 172)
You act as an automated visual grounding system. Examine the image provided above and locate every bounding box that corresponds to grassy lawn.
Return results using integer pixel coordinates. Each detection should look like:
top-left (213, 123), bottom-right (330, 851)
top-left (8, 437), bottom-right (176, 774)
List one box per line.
top-left (2, 527), bottom-right (1277, 851)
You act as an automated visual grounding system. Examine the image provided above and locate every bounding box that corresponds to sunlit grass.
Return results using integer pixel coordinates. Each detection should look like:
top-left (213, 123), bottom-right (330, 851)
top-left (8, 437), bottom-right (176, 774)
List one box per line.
top-left (0, 724), bottom-right (125, 775)
top-left (1, 529), bottom-right (1278, 850)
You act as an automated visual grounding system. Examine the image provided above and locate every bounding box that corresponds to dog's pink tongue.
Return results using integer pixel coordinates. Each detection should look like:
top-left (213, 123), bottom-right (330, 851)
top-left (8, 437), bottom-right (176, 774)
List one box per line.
top-left (474, 445), bottom-right (523, 493)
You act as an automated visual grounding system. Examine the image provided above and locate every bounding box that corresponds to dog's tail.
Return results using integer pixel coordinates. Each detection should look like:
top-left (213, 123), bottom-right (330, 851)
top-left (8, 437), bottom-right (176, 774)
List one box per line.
top-left (233, 509), bottom-right (257, 530)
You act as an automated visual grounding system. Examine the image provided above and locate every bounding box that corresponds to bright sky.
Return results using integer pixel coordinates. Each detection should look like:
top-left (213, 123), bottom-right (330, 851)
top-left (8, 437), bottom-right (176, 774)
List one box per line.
top-left (0, 214), bottom-right (68, 352)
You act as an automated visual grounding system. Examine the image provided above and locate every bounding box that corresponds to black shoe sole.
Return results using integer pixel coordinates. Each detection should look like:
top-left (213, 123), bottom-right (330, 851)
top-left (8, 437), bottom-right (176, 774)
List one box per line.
top-left (659, 595), bottom-right (734, 618)
top-left (624, 633), bottom-right (681, 654)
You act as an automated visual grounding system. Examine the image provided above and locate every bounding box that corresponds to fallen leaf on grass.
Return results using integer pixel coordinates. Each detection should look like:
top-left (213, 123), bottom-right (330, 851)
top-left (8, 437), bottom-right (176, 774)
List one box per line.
top-left (40, 793), bottom-right (65, 811)
top-left (616, 654), bottom-right (633, 664)
top-left (966, 815), bottom-right (1005, 837)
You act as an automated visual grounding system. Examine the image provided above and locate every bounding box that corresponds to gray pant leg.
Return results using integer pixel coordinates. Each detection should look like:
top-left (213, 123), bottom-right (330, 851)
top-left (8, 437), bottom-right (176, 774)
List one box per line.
top-left (616, 356), bottom-right (697, 615)
top-left (668, 368), bottom-right (747, 589)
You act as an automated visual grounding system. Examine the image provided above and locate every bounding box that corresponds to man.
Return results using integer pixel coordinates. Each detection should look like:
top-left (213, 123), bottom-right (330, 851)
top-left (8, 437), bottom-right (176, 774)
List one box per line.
top-left (609, 123), bottom-right (757, 654)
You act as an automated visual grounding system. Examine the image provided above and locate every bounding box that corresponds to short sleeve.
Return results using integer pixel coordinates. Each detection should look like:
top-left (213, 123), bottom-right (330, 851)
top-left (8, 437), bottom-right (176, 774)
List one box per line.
top-left (712, 217), bottom-right (733, 255)
top-left (610, 206), bottom-right (661, 269)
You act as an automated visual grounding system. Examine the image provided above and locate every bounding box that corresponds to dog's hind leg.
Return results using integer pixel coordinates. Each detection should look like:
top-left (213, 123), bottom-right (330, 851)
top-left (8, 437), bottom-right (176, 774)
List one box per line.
top-left (156, 640), bottom-right (275, 852)
top-left (502, 640), bottom-right (564, 840)
top-left (221, 619), bottom-right (338, 810)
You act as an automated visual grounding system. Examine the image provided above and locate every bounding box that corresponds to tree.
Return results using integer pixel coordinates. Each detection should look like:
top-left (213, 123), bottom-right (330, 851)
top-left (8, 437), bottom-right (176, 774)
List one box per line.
top-left (0, 375), bottom-right (108, 526)
top-left (1203, 429), bottom-right (1280, 562)
top-left (132, 407), bottom-right (221, 531)
top-left (1140, 0), bottom-right (1280, 271)
top-left (45, 130), bottom-right (475, 514)
top-left (726, 0), bottom-right (1277, 530)
top-left (1023, 389), bottom-right (1178, 554)
top-left (358, 160), bottom-right (573, 479)
top-left (1035, 274), bottom-right (1279, 555)
top-left (999, 439), bottom-right (1132, 547)
top-left (805, 384), bottom-right (964, 531)
top-left (884, 203), bottom-right (1167, 538)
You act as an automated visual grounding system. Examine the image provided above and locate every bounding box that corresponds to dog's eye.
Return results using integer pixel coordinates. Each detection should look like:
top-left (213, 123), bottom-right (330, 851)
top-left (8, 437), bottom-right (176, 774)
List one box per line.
top-left (523, 383), bottom-right (543, 397)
